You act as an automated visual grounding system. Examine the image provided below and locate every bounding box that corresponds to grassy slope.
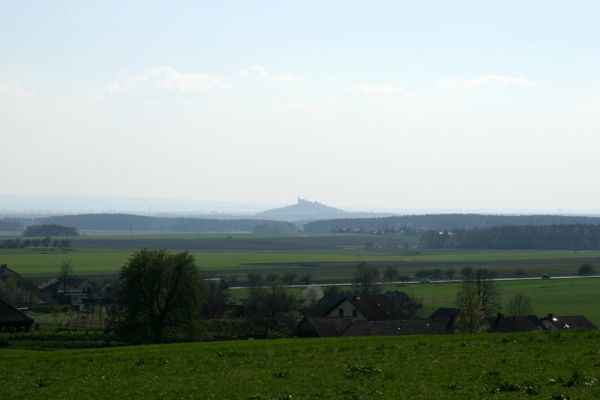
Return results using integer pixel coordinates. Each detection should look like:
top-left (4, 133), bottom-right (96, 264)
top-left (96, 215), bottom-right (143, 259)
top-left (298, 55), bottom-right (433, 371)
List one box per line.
top-left (1, 331), bottom-right (600, 399)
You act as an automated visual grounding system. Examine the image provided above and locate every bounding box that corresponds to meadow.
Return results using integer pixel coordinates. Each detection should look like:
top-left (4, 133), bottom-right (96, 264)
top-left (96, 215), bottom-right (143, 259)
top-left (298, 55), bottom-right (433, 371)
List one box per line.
top-left (1, 330), bottom-right (600, 399)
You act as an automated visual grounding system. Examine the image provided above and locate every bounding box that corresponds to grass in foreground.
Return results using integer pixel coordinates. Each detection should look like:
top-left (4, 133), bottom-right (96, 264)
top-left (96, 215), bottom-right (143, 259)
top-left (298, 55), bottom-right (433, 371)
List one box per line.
top-left (1, 331), bottom-right (600, 399)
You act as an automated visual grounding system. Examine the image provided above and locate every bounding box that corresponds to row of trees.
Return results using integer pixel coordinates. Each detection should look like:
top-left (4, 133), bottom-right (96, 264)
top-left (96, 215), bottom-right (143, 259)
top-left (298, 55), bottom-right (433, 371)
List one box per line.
top-left (23, 224), bottom-right (79, 237)
top-left (117, 250), bottom-right (300, 343)
top-left (0, 237), bottom-right (71, 249)
top-left (245, 272), bottom-right (312, 287)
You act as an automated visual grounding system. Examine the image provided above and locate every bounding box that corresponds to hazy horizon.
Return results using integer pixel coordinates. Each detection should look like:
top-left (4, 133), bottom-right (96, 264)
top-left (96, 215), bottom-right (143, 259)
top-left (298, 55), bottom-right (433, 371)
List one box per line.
top-left (1, 194), bottom-right (598, 217)
top-left (2, 2), bottom-right (599, 213)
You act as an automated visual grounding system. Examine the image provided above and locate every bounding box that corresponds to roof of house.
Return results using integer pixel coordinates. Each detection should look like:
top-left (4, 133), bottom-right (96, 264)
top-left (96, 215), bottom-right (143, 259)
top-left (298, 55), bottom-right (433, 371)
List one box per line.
top-left (39, 277), bottom-right (93, 292)
top-left (429, 307), bottom-right (459, 319)
top-left (299, 317), bottom-right (353, 337)
top-left (328, 294), bottom-right (407, 320)
top-left (0, 264), bottom-right (20, 280)
top-left (0, 299), bottom-right (33, 323)
top-left (542, 315), bottom-right (597, 330)
top-left (487, 314), bottom-right (543, 333)
top-left (342, 318), bottom-right (452, 337)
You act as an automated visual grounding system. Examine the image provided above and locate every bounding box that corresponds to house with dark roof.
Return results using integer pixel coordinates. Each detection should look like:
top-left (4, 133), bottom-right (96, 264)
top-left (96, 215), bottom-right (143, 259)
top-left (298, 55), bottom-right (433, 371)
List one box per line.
top-left (0, 264), bottom-right (21, 282)
top-left (540, 314), bottom-right (597, 330)
top-left (38, 277), bottom-right (94, 303)
top-left (486, 314), bottom-right (543, 333)
top-left (324, 294), bottom-right (408, 321)
top-left (342, 318), bottom-right (453, 337)
top-left (297, 317), bottom-right (354, 337)
top-left (0, 299), bottom-right (33, 331)
top-left (297, 315), bottom-right (455, 338)
top-left (429, 307), bottom-right (459, 319)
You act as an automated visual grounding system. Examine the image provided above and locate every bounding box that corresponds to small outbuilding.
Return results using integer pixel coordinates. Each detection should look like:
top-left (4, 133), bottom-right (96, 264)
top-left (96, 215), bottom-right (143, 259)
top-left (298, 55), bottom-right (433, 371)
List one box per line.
top-left (0, 299), bottom-right (34, 331)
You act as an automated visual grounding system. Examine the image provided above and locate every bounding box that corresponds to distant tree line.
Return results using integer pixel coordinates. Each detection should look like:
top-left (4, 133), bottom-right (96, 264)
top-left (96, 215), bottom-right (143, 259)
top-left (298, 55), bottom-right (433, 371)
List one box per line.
top-left (252, 222), bottom-right (298, 234)
top-left (304, 214), bottom-right (600, 234)
top-left (23, 224), bottom-right (78, 237)
top-left (0, 237), bottom-right (71, 249)
top-left (0, 218), bottom-right (24, 231)
top-left (420, 224), bottom-right (600, 250)
top-left (38, 213), bottom-right (296, 233)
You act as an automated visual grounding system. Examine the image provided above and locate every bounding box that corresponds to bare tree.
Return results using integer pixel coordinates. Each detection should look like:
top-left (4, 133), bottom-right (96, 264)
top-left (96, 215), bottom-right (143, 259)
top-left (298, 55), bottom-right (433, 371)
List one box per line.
top-left (59, 259), bottom-right (73, 294)
top-left (353, 262), bottom-right (380, 295)
top-left (383, 266), bottom-right (399, 282)
top-left (506, 293), bottom-right (533, 316)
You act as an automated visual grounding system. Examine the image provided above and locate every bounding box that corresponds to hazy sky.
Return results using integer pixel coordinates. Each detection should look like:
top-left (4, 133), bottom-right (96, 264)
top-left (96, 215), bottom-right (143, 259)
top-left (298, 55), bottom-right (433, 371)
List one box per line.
top-left (1, 1), bottom-right (599, 212)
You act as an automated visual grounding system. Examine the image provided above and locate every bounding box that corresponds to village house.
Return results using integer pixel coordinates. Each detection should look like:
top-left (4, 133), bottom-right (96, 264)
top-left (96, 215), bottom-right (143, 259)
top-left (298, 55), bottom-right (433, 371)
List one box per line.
top-left (324, 293), bottom-right (412, 321)
top-left (38, 277), bottom-right (95, 304)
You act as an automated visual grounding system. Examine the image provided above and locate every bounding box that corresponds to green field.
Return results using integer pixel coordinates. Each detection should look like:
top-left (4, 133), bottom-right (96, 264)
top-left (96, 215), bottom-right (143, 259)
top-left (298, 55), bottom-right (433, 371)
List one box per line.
top-left (400, 278), bottom-right (600, 324)
top-left (1, 331), bottom-right (600, 399)
top-left (2, 245), bottom-right (600, 280)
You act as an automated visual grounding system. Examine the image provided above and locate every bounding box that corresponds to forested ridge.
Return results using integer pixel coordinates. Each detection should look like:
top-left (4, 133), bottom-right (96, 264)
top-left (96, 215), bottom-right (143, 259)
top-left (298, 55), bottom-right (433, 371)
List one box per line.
top-left (421, 224), bottom-right (600, 250)
top-left (37, 213), bottom-right (296, 233)
top-left (304, 214), bottom-right (600, 233)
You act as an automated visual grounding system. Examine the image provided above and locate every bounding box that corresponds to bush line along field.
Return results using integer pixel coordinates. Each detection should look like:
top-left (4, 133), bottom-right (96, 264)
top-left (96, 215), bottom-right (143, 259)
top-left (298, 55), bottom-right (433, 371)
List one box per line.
top-left (1, 331), bottom-right (600, 399)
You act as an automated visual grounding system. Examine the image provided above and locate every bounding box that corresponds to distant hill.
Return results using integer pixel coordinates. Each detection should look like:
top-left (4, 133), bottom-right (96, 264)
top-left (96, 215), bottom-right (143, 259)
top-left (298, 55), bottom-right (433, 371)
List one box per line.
top-left (304, 214), bottom-right (600, 233)
top-left (255, 198), bottom-right (394, 222)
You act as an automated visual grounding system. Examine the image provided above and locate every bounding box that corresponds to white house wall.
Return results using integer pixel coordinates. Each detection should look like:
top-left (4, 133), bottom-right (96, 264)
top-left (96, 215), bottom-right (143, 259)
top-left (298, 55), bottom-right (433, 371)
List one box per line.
top-left (327, 299), bottom-right (367, 320)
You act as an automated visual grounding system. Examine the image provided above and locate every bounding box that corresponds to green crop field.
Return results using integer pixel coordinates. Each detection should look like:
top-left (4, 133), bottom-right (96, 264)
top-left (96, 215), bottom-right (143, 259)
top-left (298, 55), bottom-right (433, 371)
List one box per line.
top-left (1, 331), bottom-right (600, 399)
top-left (2, 242), bottom-right (600, 280)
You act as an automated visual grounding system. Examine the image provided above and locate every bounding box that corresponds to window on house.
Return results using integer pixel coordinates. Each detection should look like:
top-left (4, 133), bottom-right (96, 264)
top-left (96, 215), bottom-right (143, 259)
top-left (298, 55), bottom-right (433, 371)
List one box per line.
top-left (352, 309), bottom-right (358, 319)
top-left (338, 308), bottom-right (344, 317)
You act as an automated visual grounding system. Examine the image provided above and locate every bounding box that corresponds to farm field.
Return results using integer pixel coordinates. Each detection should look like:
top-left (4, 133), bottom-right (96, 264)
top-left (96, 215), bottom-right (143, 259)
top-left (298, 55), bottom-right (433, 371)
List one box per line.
top-left (1, 331), bottom-right (600, 399)
top-left (400, 278), bottom-right (600, 324)
top-left (2, 248), bottom-right (600, 279)
top-left (1, 231), bottom-right (600, 280)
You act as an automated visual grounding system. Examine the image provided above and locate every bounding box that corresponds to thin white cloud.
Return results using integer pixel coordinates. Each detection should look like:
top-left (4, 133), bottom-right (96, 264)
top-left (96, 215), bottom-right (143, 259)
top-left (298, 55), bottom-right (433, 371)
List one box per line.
top-left (0, 81), bottom-right (43, 102)
top-left (441, 75), bottom-right (534, 88)
top-left (236, 65), bottom-right (268, 78)
top-left (106, 67), bottom-right (226, 95)
top-left (105, 65), bottom-right (297, 96)
top-left (343, 83), bottom-right (412, 96)
top-left (0, 80), bottom-right (70, 111)
top-left (235, 65), bottom-right (297, 82)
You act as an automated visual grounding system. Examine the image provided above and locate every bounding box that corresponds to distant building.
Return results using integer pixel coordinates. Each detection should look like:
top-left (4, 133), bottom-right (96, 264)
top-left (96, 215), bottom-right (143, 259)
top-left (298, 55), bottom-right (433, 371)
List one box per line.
top-left (0, 299), bottom-right (33, 331)
top-left (38, 277), bottom-right (94, 303)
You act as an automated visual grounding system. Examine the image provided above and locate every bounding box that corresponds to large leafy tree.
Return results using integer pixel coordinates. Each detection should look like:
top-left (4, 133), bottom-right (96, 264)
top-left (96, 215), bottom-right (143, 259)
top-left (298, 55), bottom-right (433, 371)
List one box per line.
top-left (117, 249), bottom-right (203, 343)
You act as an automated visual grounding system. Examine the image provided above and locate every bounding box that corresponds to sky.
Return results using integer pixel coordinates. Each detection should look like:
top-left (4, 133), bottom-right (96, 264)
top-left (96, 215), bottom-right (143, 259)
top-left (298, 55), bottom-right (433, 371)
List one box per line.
top-left (1, 1), bottom-right (600, 213)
